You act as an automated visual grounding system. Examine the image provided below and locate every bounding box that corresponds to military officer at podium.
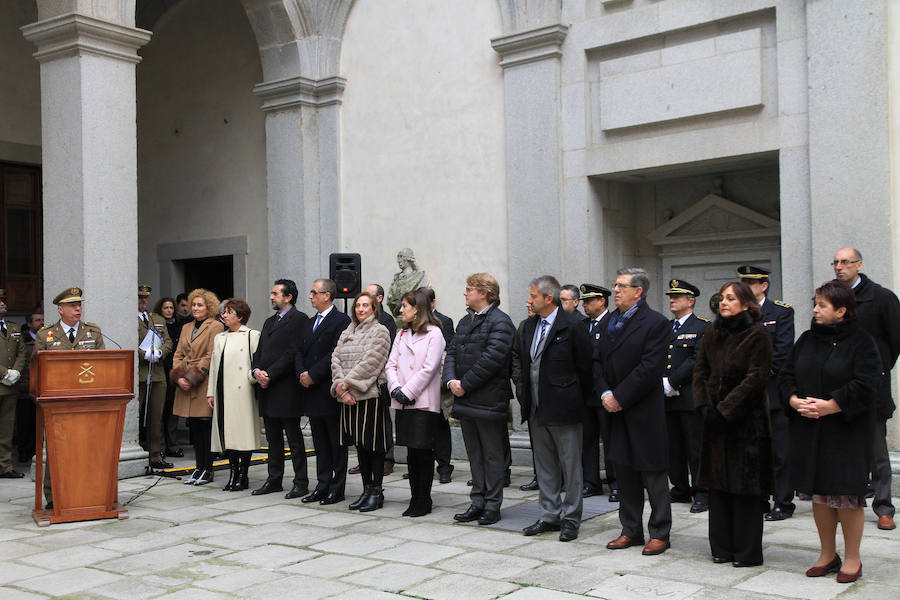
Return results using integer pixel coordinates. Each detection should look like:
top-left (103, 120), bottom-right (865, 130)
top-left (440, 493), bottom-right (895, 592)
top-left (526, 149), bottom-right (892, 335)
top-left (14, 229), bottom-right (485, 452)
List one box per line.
top-left (34, 287), bottom-right (105, 508)
top-left (137, 284), bottom-right (173, 469)
top-left (0, 289), bottom-right (27, 478)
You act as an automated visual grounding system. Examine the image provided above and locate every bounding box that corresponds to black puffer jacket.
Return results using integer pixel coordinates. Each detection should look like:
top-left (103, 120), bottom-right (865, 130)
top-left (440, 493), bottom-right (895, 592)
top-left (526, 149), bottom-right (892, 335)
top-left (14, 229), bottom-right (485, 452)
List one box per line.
top-left (443, 301), bottom-right (515, 421)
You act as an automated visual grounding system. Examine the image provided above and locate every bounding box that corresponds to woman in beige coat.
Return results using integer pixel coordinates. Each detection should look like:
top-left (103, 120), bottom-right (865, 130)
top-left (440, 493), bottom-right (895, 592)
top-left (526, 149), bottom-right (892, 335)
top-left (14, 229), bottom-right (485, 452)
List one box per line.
top-left (171, 288), bottom-right (224, 485)
top-left (331, 291), bottom-right (391, 512)
top-left (207, 298), bottom-right (261, 492)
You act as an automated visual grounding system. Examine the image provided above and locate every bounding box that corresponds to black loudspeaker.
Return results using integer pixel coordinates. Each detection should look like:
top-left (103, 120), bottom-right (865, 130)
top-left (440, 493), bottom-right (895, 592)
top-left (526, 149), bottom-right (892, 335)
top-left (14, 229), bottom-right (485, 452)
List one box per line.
top-left (330, 253), bottom-right (362, 299)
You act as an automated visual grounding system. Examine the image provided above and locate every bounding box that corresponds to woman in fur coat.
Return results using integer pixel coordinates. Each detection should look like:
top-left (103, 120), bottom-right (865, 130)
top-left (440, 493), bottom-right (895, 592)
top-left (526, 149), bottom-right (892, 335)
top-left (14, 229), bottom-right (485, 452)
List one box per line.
top-left (331, 291), bottom-right (392, 512)
top-left (693, 280), bottom-right (774, 568)
top-left (171, 288), bottom-right (224, 485)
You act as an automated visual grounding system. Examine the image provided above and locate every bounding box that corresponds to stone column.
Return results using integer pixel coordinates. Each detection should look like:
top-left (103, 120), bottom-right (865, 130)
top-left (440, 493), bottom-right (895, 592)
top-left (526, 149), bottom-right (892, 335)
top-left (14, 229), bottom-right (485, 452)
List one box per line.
top-left (22, 14), bottom-right (151, 477)
top-left (253, 76), bottom-right (345, 313)
top-left (492, 24), bottom-right (568, 326)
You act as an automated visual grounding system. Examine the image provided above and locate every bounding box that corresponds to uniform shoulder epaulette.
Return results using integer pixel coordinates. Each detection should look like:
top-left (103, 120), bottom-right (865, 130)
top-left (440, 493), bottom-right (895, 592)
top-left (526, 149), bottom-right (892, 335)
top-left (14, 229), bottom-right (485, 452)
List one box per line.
top-left (37, 325), bottom-right (53, 333)
top-left (83, 321), bottom-right (102, 330)
top-left (773, 300), bottom-right (792, 308)
top-left (697, 316), bottom-right (710, 322)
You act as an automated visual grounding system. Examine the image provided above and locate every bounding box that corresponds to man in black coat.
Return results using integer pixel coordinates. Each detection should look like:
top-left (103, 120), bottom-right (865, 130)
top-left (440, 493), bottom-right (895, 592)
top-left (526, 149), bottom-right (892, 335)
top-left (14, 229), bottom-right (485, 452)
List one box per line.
top-left (443, 272), bottom-right (515, 526)
top-left (422, 286), bottom-right (456, 483)
top-left (833, 247), bottom-right (900, 530)
top-left (579, 284), bottom-right (615, 500)
top-left (517, 276), bottom-right (593, 542)
top-left (595, 268), bottom-right (672, 556)
top-left (295, 278), bottom-right (351, 504)
top-left (738, 265), bottom-right (796, 521)
top-left (662, 279), bottom-right (709, 513)
top-left (251, 279), bottom-right (309, 498)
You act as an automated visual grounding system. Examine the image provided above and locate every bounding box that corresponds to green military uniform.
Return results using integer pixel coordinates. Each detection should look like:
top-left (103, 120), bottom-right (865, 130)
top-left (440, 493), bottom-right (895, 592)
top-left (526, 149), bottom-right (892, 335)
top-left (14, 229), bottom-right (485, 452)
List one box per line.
top-left (14, 325), bottom-right (37, 464)
top-left (0, 289), bottom-right (27, 477)
top-left (138, 284), bottom-right (173, 464)
top-left (35, 287), bottom-right (104, 506)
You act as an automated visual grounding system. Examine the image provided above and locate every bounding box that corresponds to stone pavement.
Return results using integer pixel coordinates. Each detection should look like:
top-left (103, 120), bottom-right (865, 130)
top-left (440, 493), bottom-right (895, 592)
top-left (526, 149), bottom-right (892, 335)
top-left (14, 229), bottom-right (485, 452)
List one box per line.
top-left (0, 456), bottom-right (898, 599)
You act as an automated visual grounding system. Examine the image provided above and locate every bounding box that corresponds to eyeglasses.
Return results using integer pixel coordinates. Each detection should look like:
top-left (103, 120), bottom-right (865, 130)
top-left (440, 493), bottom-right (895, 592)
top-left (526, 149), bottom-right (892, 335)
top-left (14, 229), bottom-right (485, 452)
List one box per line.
top-left (831, 259), bottom-right (860, 267)
top-left (309, 290), bottom-right (327, 295)
top-left (612, 282), bottom-right (637, 289)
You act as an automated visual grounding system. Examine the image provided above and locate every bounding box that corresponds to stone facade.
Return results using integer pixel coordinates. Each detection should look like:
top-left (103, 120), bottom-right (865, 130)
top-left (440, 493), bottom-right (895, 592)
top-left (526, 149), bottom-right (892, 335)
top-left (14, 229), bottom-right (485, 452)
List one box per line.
top-left (1, 0), bottom-right (898, 464)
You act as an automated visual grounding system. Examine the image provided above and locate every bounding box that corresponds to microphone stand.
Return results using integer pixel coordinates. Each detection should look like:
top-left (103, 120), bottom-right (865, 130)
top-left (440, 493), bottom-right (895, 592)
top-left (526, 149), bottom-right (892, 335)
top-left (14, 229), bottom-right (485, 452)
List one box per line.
top-left (142, 346), bottom-right (179, 479)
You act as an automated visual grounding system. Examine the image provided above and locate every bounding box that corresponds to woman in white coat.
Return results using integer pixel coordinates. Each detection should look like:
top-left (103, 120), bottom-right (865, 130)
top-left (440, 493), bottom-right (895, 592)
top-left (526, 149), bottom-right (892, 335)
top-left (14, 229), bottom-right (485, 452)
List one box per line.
top-left (207, 298), bottom-right (261, 492)
top-left (386, 289), bottom-right (446, 517)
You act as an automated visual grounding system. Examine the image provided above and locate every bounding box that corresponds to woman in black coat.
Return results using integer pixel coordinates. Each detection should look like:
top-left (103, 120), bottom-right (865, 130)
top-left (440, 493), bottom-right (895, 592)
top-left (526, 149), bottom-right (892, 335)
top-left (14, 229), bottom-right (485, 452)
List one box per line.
top-left (778, 280), bottom-right (881, 583)
top-left (693, 280), bottom-right (773, 568)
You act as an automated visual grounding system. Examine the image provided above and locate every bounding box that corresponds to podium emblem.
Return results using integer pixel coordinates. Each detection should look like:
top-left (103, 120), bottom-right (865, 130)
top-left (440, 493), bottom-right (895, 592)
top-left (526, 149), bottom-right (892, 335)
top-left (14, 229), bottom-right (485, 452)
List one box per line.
top-left (77, 363), bottom-right (96, 384)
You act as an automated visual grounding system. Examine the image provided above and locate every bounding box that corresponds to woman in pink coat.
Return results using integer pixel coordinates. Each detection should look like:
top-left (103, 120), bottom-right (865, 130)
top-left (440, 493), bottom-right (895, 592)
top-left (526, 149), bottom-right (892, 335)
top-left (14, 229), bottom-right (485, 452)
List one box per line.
top-left (386, 289), bottom-right (446, 517)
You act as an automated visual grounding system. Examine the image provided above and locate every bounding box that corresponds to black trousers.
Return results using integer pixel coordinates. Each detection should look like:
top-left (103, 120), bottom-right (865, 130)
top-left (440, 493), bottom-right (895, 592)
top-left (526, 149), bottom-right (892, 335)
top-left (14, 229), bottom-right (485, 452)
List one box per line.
top-left (263, 415), bottom-right (308, 489)
top-left (582, 405), bottom-right (616, 491)
top-left (188, 417), bottom-right (212, 471)
top-left (309, 415), bottom-right (347, 496)
top-left (769, 409), bottom-right (794, 509)
top-left (459, 417), bottom-right (507, 511)
top-left (872, 417), bottom-right (895, 517)
top-left (14, 396), bottom-right (35, 462)
top-left (616, 463), bottom-right (671, 541)
top-left (433, 412), bottom-right (453, 474)
top-left (708, 490), bottom-right (765, 563)
top-left (356, 446), bottom-right (385, 487)
top-left (666, 410), bottom-right (706, 501)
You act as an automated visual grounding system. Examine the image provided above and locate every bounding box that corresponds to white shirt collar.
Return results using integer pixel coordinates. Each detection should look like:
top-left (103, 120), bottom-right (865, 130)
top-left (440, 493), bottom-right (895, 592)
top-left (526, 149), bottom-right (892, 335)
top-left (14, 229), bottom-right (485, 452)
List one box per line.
top-left (758, 296), bottom-right (767, 309)
top-left (594, 309), bottom-right (608, 324)
top-left (851, 277), bottom-right (861, 289)
top-left (317, 305), bottom-right (334, 319)
top-left (64, 322), bottom-right (79, 335)
top-left (674, 312), bottom-right (691, 327)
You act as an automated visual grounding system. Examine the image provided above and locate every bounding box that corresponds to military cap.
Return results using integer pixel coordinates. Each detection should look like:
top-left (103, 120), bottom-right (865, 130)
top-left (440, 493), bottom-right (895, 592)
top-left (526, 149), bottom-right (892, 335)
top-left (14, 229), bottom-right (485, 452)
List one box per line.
top-left (53, 287), bottom-right (83, 305)
top-left (665, 279), bottom-right (700, 297)
top-left (737, 265), bottom-right (770, 279)
top-left (0, 288), bottom-right (6, 300)
top-left (138, 284), bottom-right (152, 297)
top-left (580, 283), bottom-right (611, 299)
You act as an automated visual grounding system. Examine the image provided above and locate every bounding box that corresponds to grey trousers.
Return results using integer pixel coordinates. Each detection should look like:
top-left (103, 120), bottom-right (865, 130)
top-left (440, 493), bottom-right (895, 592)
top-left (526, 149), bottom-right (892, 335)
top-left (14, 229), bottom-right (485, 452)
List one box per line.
top-left (616, 463), bottom-right (672, 541)
top-left (872, 418), bottom-right (895, 517)
top-left (531, 418), bottom-right (583, 525)
top-left (459, 417), bottom-right (507, 512)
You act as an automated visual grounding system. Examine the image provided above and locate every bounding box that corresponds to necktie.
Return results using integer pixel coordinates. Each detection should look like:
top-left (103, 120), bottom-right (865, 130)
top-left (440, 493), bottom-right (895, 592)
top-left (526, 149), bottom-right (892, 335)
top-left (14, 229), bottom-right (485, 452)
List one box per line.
top-left (0, 322), bottom-right (6, 337)
top-left (590, 319), bottom-right (599, 336)
top-left (673, 320), bottom-right (682, 334)
top-left (532, 319), bottom-right (548, 359)
top-left (313, 314), bottom-right (323, 331)
top-left (68, 328), bottom-right (76, 343)
top-left (142, 313), bottom-right (149, 327)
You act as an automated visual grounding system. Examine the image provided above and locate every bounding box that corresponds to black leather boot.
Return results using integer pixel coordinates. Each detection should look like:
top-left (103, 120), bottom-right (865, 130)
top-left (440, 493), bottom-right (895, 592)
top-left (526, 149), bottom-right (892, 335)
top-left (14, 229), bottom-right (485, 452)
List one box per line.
top-left (349, 486), bottom-right (371, 510)
top-left (234, 453), bottom-right (250, 491)
top-left (359, 486), bottom-right (384, 512)
top-left (223, 453), bottom-right (238, 491)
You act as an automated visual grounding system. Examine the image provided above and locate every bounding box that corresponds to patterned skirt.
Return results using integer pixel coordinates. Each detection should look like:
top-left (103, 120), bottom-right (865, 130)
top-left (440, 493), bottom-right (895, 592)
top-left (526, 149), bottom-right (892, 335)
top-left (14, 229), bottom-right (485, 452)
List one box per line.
top-left (339, 391), bottom-right (393, 454)
top-left (798, 493), bottom-right (867, 510)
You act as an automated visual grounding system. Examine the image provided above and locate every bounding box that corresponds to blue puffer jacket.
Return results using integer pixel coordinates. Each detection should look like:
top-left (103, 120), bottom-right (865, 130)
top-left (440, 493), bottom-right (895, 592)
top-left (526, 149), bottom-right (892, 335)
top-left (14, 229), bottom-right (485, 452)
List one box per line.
top-left (442, 301), bottom-right (515, 421)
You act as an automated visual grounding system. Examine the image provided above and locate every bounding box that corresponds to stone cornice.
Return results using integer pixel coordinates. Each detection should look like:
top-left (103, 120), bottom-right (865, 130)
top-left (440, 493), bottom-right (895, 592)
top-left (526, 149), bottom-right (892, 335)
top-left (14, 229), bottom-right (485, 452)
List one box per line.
top-left (491, 24), bottom-right (568, 69)
top-left (21, 13), bottom-right (151, 64)
top-left (252, 75), bottom-right (347, 112)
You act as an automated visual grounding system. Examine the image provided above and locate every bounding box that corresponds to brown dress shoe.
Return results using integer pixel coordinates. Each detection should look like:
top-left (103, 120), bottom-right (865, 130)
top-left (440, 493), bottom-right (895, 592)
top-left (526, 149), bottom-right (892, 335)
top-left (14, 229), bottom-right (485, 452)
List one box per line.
top-left (383, 464), bottom-right (393, 476)
top-left (348, 465), bottom-right (361, 474)
top-left (642, 538), bottom-right (671, 555)
top-left (606, 535), bottom-right (644, 550)
top-left (877, 515), bottom-right (896, 530)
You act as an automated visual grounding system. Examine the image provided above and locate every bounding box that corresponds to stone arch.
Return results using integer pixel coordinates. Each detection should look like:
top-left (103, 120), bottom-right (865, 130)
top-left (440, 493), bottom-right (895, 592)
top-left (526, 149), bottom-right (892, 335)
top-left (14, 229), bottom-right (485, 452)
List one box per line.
top-left (495, 0), bottom-right (561, 35)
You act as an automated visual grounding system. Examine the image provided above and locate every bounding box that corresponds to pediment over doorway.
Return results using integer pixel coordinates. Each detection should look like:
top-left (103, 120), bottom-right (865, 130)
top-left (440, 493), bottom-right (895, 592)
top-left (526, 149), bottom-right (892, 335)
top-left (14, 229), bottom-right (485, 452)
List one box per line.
top-left (647, 194), bottom-right (780, 246)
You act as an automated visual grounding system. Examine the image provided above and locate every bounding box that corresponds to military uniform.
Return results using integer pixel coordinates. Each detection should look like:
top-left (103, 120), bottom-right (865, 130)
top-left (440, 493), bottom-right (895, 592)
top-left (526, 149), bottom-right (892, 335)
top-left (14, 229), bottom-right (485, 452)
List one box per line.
top-left (138, 284), bottom-right (173, 466)
top-left (14, 325), bottom-right (37, 463)
top-left (34, 287), bottom-right (104, 506)
top-left (738, 266), bottom-right (795, 519)
top-left (0, 291), bottom-right (27, 477)
top-left (662, 279), bottom-right (709, 511)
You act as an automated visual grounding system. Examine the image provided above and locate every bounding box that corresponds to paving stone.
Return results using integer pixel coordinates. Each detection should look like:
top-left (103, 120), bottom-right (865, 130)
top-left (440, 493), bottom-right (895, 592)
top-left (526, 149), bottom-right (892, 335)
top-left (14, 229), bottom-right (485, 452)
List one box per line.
top-left (143, 574), bottom-right (193, 587)
top-left (0, 563), bottom-right (48, 585)
top-left (102, 542), bottom-right (226, 575)
top-left (20, 544), bottom-right (121, 570)
top-left (92, 578), bottom-right (168, 600)
top-left (283, 554), bottom-right (381, 578)
top-left (405, 572), bottom-right (520, 600)
top-left (586, 573), bottom-right (703, 599)
top-left (575, 548), bottom-right (676, 572)
top-left (294, 510), bottom-right (376, 529)
top-left (97, 529), bottom-right (187, 553)
top-left (644, 557), bottom-right (757, 587)
top-left (326, 590), bottom-right (409, 600)
top-left (27, 527), bottom-right (112, 549)
top-left (194, 567), bottom-right (286, 592)
top-left (136, 505), bottom-right (229, 523)
top-left (198, 521), bottom-right (341, 550)
top-left (0, 589), bottom-right (48, 600)
top-left (205, 493), bottom-right (312, 511)
top-left (346, 516), bottom-right (404, 534)
top-left (155, 589), bottom-right (232, 600)
top-left (310, 532), bottom-right (402, 556)
top-left (0, 540), bottom-right (43, 560)
top-left (510, 563), bottom-right (614, 594)
top-left (513, 538), bottom-right (604, 562)
top-left (504, 587), bottom-right (598, 600)
top-left (238, 574), bottom-right (353, 599)
top-left (386, 522), bottom-right (467, 543)
top-left (129, 494), bottom-right (211, 510)
top-left (443, 528), bottom-right (531, 551)
top-left (215, 504), bottom-right (321, 525)
top-left (222, 544), bottom-right (318, 568)
top-left (0, 528), bottom-right (38, 542)
top-left (90, 515), bottom-right (173, 537)
top-left (340, 563), bottom-right (442, 592)
top-left (369, 540), bottom-right (465, 565)
top-left (16, 567), bottom-right (123, 596)
top-left (734, 570), bottom-right (846, 600)
top-left (440, 550), bottom-right (542, 579)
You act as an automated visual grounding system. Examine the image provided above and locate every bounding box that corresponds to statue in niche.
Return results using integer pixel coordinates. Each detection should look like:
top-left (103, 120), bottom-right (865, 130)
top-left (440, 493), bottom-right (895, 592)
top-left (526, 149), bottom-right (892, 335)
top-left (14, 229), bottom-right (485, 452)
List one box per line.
top-left (386, 248), bottom-right (430, 318)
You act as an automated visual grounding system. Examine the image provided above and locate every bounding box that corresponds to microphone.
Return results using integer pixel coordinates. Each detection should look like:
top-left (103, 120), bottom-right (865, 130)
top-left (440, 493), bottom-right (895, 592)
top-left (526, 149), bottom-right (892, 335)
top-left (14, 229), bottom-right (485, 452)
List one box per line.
top-left (101, 332), bottom-right (123, 349)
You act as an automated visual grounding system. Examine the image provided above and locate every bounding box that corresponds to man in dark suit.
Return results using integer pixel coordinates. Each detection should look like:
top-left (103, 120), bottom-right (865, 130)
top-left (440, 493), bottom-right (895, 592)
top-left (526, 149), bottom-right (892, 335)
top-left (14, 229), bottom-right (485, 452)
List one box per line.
top-left (737, 265), bottom-right (795, 521)
top-left (422, 286), bottom-right (456, 483)
top-left (833, 247), bottom-right (900, 530)
top-left (595, 268), bottom-right (672, 556)
top-left (517, 276), bottom-right (593, 542)
top-left (579, 284), bottom-right (615, 501)
top-left (662, 279), bottom-right (709, 514)
top-left (251, 279), bottom-right (309, 498)
top-left (296, 278), bottom-right (351, 504)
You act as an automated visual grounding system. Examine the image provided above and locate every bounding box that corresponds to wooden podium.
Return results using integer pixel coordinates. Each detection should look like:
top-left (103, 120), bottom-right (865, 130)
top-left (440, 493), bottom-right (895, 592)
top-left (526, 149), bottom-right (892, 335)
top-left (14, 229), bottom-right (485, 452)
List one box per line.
top-left (30, 350), bottom-right (134, 526)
